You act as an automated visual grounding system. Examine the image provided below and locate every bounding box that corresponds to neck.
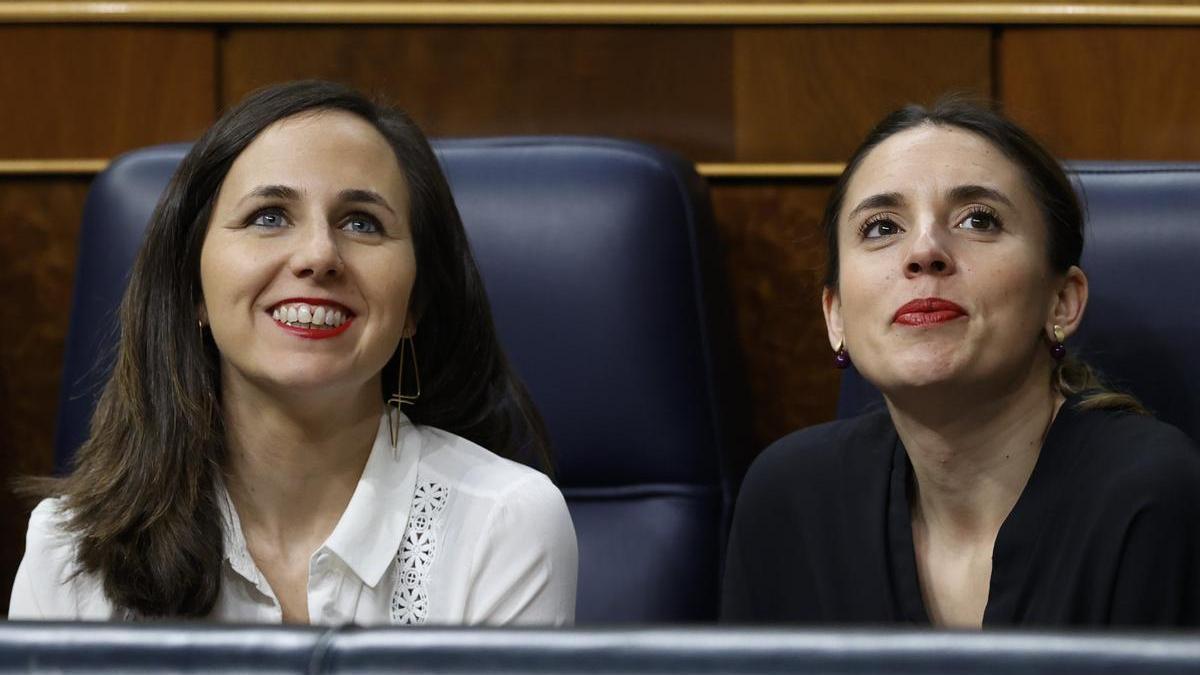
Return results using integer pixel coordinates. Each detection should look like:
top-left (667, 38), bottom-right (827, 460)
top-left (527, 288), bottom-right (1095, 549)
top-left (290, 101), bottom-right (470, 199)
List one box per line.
top-left (886, 367), bottom-right (1063, 541)
top-left (220, 372), bottom-right (383, 546)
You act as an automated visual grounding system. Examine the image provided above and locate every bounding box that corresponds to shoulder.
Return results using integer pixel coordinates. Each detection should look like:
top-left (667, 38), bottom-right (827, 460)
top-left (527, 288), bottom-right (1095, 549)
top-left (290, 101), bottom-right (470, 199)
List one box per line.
top-left (9, 498), bottom-right (107, 620)
top-left (411, 425), bottom-right (575, 553)
top-left (414, 424), bottom-right (567, 507)
top-left (1067, 406), bottom-right (1200, 510)
top-left (21, 498), bottom-right (76, 565)
top-left (740, 408), bottom-right (895, 502)
top-left (26, 496), bottom-right (70, 531)
top-left (412, 426), bottom-right (577, 625)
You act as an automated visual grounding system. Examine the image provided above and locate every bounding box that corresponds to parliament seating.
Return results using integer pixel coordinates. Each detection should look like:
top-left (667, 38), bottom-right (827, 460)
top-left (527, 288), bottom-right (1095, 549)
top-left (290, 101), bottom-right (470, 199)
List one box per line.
top-left (53, 138), bottom-right (745, 623)
top-left (836, 162), bottom-right (1200, 446)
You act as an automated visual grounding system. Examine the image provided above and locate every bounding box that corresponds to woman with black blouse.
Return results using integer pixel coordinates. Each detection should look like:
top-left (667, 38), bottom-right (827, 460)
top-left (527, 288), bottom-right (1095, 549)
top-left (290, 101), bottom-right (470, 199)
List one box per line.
top-left (722, 100), bottom-right (1200, 628)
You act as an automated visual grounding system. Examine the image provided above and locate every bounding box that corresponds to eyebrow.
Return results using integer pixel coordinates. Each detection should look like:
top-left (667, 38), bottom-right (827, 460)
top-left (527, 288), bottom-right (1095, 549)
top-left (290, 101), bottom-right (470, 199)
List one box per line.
top-left (239, 184), bottom-right (302, 206)
top-left (846, 192), bottom-right (905, 220)
top-left (338, 188), bottom-right (396, 216)
top-left (845, 185), bottom-right (1016, 220)
top-left (236, 185), bottom-right (396, 216)
top-left (947, 184), bottom-right (1015, 209)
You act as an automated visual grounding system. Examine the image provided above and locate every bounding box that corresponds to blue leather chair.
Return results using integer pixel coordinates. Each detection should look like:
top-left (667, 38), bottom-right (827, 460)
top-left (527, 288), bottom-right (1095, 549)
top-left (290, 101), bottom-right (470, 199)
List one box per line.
top-left (54, 137), bottom-right (744, 623)
top-left (837, 163), bottom-right (1200, 445)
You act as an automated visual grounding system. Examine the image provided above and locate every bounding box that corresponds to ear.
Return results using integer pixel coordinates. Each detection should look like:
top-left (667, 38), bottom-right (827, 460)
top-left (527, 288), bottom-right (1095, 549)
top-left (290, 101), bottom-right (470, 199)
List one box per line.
top-left (197, 302), bottom-right (208, 326)
top-left (1049, 265), bottom-right (1088, 339)
top-left (822, 286), bottom-right (844, 351)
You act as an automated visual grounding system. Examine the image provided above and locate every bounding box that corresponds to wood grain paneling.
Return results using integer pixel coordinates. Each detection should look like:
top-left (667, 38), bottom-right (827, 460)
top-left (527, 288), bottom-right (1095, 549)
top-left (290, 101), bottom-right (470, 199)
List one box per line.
top-left (710, 180), bottom-right (840, 451)
top-left (221, 26), bottom-right (735, 160)
top-left (1000, 27), bottom-right (1200, 160)
top-left (733, 27), bottom-right (993, 162)
top-left (0, 178), bottom-right (89, 616)
top-left (0, 27), bottom-right (216, 159)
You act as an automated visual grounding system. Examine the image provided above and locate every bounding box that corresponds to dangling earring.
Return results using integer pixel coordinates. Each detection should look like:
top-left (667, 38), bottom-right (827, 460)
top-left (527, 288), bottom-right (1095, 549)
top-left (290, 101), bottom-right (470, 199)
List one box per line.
top-left (833, 339), bottom-right (852, 370)
top-left (1050, 324), bottom-right (1067, 360)
top-left (387, 335), bottom-right (421, 447)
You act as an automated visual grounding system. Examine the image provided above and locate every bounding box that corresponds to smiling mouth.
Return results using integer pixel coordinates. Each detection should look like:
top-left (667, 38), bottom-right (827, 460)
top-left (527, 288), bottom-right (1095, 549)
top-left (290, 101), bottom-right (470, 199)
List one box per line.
top-left (271, 302), bottom-right (350, 329)
top-left (269, 301), bottom-right (355, 339)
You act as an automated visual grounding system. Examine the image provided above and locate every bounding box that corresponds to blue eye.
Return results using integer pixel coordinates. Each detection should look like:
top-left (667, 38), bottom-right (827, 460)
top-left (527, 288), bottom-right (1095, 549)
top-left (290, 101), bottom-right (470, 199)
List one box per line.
top-left (957, 208), bottom-right (1001, 231)
top-left (342, 214), bottom-right (381, 234)
top-left (861, 217), bottom-right (902, 239)
top-left (249, 209), bottom-right (288, 228)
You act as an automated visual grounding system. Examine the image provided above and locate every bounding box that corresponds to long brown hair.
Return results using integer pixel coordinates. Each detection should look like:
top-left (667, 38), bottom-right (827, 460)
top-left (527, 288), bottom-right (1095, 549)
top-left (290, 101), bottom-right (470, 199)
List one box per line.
top-left (821, 97), bottom-right (1145, 413)
top-left (27, 80), bottom-right (551, 617)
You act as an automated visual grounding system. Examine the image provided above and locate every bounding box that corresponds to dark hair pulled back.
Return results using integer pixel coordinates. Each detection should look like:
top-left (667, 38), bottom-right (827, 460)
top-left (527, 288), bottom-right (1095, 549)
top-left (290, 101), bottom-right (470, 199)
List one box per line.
top-left (822, 96), bottom-right (1143, 413)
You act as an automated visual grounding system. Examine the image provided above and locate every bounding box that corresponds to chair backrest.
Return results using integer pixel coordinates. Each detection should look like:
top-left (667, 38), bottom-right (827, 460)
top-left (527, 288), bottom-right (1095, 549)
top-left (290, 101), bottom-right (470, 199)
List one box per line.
top-left (836, 163), bottom-right (1200, 445)
top-left (55, 137), bottom-right (741, 623)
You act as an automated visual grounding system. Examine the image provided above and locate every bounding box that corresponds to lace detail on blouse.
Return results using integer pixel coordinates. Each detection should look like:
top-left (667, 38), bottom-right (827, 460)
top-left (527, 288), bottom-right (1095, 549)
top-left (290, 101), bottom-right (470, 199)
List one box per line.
top-left (391, 478), bottom-right (450, 624)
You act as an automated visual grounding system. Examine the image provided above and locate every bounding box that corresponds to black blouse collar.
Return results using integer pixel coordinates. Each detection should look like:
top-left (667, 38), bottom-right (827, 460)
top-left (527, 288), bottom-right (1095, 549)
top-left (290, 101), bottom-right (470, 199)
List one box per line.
top-left (886, 397), bottom-right (1087, 625)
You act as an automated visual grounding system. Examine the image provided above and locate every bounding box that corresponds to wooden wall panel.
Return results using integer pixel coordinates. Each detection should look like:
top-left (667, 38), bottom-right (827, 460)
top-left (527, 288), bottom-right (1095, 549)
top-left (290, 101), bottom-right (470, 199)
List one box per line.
top-left (0, 178), bottom-right (90, 617)
top-left (733, 27), bottom-right (993, 162)
top-left (1000, 28), bottom-right (1200, 160)
top-left (0, 27), bottom-right (217, 159)
top-left (710, 181), bottom-right (839, 452)
top-left (221, 26), bottom-right (735, 160)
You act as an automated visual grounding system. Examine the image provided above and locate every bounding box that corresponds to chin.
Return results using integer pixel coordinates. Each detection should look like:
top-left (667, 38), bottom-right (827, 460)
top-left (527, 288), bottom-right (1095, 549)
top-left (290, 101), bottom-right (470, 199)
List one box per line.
top-left (861, 350), bottom-right (965, 392)
top-left (235, 360), bottom-right (366, 397)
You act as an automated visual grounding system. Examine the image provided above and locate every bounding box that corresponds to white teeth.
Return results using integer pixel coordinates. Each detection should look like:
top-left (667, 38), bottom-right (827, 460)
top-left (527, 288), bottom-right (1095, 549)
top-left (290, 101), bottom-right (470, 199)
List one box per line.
top-left (272, 302), bottom-right (349, 329)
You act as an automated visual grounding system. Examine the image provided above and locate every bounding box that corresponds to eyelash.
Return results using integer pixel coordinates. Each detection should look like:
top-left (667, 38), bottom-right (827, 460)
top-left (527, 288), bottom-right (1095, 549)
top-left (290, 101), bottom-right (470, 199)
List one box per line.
top-left (957, 205), bottom-right (1002, 231)
top-left (856, 205), bottom-right (1003, 239)
top-left (248, 207), bottom-right (288, 228)
top-left (858, 213), bottom-right (901, 239)
top-left (340, 212), bottom-right (382, 235)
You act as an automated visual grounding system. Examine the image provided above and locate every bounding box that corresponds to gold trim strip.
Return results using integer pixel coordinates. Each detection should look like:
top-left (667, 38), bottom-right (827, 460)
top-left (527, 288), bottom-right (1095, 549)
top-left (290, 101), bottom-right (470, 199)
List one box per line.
top-left (0, 158), bottom-right (843, 178)
top-left (3, 2), bottom-right (1200, 25)
top-left (699, 162), bottom-right (844, 178)
top-left (0, 159), bottom-right (109, 175)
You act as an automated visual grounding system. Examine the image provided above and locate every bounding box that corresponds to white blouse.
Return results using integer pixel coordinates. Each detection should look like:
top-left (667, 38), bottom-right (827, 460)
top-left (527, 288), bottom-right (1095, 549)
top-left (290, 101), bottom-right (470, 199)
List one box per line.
top-left (9, 413), bottom-right (578, 626)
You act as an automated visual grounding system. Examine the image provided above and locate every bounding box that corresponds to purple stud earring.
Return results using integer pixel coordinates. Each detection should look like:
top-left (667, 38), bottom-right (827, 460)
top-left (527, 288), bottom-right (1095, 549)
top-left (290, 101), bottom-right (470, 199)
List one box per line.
top-left (834, 341), bottom-right (852, 370)
top-left (1050, 325), bottom-right (1066, 360)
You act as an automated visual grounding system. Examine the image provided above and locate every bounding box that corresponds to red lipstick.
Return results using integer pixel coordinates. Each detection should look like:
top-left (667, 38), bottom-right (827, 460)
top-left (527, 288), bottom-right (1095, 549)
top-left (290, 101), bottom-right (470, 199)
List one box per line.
top-left (270, 297), bottom-right (355, 340)
top-left (893, 297), bottom-right (967, 326)
top-left (275, 319), bottom-right (353, 340)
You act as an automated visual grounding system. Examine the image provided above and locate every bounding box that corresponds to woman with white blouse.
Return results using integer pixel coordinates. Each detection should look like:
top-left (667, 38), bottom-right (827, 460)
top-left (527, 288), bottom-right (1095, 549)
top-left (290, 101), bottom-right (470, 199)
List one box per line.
top-left (10, 81), bottom-right (577, 625)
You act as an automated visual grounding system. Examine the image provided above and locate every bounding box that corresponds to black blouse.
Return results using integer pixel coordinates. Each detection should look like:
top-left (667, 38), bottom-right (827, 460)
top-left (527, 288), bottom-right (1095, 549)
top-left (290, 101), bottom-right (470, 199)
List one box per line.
top-left (721, 399), bottom-right (1200, 627)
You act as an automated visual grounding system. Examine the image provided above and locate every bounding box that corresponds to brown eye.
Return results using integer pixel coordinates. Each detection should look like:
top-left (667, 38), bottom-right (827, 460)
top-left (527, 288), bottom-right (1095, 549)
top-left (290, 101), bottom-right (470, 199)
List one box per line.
top-left (957, 210), bottom-right (1000, 231)
top-left (862, 218), bottom-right (901, 239)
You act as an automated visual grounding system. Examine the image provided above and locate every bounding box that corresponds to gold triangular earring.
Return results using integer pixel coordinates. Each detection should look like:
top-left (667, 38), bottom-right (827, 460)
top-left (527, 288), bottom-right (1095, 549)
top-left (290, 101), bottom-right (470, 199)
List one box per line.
top-left (387, 335), bottom-right (421, 447)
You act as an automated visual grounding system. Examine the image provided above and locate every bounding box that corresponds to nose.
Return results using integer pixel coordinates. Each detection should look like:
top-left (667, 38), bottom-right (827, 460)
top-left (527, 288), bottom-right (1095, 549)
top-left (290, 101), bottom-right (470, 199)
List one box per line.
top-left (291, 221), bottom-right (344, 280)
top-left (902, 220), bottom-right (955, 278)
